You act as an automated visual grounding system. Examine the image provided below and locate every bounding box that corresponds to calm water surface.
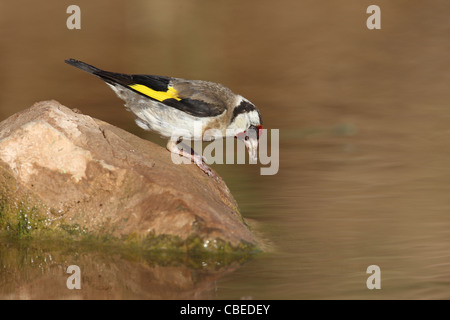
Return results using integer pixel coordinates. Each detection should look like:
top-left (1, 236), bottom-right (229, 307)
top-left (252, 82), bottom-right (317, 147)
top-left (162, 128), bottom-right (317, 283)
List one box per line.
top-left (1, 0), bottom-right (450, 299)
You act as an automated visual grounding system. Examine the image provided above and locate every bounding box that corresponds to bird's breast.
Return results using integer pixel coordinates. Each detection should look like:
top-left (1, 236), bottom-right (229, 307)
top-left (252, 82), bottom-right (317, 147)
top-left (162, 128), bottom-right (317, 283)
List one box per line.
top-left (128, 99), bottom-right (228, 141)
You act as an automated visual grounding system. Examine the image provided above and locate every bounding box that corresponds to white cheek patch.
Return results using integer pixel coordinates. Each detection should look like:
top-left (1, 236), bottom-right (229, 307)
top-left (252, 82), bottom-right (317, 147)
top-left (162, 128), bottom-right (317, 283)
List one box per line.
top-left (227, 109), bottom-right (261, 137)
top-left (234, 114), bottom-right (249, 129)
top-left (247, 110), bottom-right (261, 125)
top-left (227, 113), bottom-right (250, 136)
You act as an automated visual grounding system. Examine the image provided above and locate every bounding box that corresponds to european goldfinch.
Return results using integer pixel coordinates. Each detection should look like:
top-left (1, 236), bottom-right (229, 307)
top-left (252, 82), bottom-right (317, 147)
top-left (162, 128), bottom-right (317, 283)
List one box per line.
top-left (65, 59), bottom-right (263, 176)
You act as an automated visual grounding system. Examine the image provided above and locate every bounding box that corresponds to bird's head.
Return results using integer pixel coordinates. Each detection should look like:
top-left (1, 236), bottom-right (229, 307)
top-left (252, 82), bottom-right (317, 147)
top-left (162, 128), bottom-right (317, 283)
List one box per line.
top-left (236, 124), bottom-right (263, 162)
top-left (228, 98), bottom-right (263, 162)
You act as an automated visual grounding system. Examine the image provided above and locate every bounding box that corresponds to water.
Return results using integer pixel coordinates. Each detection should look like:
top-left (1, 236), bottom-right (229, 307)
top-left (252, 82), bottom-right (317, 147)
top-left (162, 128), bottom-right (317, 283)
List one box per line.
top-left (1, 0), bottom-right (450, 299)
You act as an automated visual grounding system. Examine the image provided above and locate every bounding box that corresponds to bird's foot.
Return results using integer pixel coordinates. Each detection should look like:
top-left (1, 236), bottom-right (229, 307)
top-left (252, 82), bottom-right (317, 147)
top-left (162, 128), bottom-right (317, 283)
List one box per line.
top-left (167, 139), bottom-right (220, 180)
top-left (193, 155), bottom-right (220, 180)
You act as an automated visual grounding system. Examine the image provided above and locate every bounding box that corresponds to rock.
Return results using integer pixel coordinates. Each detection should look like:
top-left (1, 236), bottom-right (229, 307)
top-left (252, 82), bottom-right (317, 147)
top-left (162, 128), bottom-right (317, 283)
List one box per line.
top-left (0, 100), bottom-right (258, 253)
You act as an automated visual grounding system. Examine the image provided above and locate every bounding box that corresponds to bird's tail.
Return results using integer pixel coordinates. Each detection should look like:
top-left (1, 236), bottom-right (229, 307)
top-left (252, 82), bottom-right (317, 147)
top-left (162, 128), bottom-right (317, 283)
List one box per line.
top-left (65, 58), bottom-right (135, 88)
top-left (65, 58), bottom-right (102, 74)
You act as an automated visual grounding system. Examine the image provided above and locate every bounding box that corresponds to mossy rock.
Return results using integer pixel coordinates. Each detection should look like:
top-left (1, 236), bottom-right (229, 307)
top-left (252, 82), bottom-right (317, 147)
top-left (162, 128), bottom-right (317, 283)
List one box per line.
top-left (0, 101), bottom-right (261, 255)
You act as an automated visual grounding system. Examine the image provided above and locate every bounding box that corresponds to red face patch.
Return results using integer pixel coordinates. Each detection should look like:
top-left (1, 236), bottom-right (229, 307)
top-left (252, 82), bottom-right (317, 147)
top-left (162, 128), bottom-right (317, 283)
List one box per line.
top-left (256, 125), bottom-right (263, 139)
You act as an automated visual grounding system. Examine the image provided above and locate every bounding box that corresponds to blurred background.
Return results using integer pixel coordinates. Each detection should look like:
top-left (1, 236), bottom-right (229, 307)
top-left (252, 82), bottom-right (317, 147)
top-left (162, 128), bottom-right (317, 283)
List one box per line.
top-left (2, 0), bottom-right (450, 299)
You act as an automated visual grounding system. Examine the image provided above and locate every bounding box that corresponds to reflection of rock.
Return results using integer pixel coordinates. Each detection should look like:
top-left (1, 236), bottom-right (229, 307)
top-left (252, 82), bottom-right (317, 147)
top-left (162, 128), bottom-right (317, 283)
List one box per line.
top-left (0, 239), bottom-right (244, 299)
top-left (0, 100), bottom-right (258, 252)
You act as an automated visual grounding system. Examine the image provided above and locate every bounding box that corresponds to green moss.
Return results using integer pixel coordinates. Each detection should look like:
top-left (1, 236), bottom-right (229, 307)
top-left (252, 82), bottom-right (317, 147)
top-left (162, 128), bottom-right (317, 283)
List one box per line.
top-left (0, 233), bottom-right (258, 272)
top-left (0, 197), bottom-right (7, 229)
top-left (0, 198), bottom-right (47, 237)
top-left (0, 170), bottom-right (258, 257)
top-left (0, 196), bottom-right (259, 257)
top-left (59, 223), bottom-right (88, 236)
top-left (142, 233), bottom-right (260, 258)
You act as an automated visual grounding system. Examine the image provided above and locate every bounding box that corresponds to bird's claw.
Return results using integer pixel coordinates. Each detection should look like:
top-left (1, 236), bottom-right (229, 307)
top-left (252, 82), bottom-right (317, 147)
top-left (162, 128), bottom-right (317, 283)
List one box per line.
top-left (194, 158), bottom-right (220, 180)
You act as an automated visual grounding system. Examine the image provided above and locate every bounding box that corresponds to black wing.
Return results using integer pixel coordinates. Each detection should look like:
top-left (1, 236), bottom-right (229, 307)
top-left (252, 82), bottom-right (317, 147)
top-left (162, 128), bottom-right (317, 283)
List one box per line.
top-left (65, 59), bottom-right (227, 117)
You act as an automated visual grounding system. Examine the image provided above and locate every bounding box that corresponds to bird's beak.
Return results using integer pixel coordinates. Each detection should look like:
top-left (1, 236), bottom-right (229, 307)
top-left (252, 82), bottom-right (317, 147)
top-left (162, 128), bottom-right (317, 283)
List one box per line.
top-left (244, 136), bottom-right (259, 162)
top-left (236, 126), bottom-right (261, 162)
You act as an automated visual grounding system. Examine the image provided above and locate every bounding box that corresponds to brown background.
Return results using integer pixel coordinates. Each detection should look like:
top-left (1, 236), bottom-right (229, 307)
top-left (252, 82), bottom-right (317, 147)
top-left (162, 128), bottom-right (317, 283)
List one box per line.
top-left (1, 0), bottom-right (450, 299)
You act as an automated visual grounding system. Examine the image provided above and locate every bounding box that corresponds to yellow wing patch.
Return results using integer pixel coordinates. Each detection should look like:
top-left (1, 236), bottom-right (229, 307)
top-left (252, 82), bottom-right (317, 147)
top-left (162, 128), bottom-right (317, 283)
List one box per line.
top-left (129, 84), bottom-right (181, 102)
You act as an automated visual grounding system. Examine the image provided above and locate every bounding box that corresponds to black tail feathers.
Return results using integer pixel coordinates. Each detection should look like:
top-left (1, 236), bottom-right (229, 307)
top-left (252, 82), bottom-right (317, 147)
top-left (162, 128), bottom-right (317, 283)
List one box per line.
top-left (65, 58), bottom-right (102, 74)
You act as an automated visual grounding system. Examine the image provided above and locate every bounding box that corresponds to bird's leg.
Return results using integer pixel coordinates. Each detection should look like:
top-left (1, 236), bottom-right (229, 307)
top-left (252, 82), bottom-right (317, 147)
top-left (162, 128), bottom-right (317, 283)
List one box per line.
top-left (166, 138), bottom-right (217, 178)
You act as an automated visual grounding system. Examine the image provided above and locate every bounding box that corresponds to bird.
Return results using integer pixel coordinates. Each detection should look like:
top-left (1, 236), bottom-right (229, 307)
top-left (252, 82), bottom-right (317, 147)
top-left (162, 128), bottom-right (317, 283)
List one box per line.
top-left (65, 59), bottom-right (263, 177)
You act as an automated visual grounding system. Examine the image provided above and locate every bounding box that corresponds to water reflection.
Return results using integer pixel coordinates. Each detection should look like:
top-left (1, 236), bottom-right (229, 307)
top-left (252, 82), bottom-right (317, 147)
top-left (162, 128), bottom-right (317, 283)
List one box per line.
top-left (0, 239), bottom-right (247, 299)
